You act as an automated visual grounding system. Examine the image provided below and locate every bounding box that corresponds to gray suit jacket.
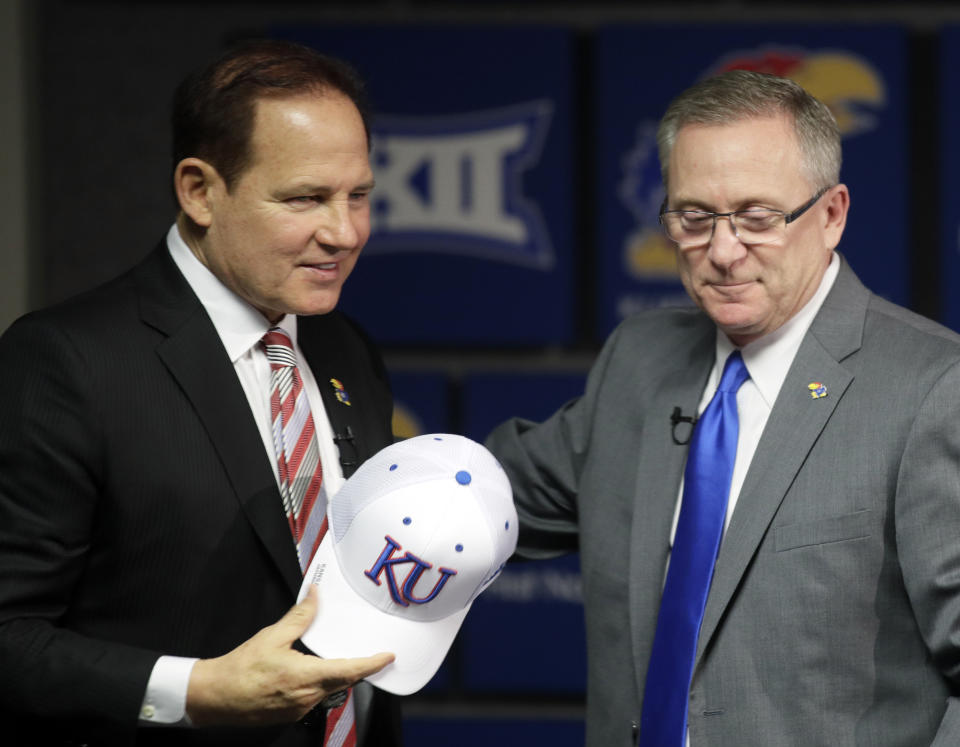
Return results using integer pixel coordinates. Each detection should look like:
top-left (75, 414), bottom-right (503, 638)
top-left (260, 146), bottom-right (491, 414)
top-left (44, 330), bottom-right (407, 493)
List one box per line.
top-left (487, 259), bottom-right (960, 746)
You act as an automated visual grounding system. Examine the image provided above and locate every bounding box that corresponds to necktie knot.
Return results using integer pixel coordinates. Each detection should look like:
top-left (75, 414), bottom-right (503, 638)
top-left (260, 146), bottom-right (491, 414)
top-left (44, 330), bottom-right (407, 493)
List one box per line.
top-left (716, 350), bottom-right (750, 394)
top-left (262, 328), bottom-right (296, 369)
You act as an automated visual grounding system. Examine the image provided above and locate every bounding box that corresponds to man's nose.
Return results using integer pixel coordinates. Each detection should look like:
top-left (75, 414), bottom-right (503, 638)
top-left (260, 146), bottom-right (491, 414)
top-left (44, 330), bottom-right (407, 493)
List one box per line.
top-left (315, 202), bottom-right (363, 250)
top-left (707, 215), bottom-right (748, 265)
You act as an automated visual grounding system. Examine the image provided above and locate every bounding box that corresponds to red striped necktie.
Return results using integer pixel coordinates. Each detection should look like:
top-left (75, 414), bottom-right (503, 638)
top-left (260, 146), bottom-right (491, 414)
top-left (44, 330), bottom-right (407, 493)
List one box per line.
top-left (261, 327), bottom-right (356, 745)
top-left (262, 327), bottom-right (327, 571)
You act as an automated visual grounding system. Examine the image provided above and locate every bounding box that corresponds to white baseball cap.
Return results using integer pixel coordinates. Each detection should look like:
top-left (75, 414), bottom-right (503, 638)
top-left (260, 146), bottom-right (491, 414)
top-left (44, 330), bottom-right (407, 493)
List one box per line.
top-left (298, 433), bottom-right (517, 695)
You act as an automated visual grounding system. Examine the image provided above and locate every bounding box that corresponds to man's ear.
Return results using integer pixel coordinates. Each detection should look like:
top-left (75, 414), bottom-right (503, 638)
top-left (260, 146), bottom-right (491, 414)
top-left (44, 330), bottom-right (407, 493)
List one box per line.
top-left (822, 183), bottom-right (850, 252)
top-left (174, 158), bottom-right (222, 228)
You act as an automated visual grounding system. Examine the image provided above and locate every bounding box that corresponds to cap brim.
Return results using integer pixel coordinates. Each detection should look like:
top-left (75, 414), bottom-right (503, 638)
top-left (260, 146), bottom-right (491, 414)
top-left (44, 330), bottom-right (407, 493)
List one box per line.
top-left (298, 533), bottom-right (470, 695)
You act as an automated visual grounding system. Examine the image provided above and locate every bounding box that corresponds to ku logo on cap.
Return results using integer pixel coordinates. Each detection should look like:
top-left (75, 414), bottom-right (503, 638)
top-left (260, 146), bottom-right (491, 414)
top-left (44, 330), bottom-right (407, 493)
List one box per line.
top-left (365, 535), bottom-right (458, 607)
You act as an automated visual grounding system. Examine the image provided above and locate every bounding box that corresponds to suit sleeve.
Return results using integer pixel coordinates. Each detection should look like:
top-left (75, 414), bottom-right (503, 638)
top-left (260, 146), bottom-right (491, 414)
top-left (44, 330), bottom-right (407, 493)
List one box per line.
top-left (895, 358), bottom-right (960, 744)
top-left (485, 324), bottom-right (627, 560)
top-left (0, 314), bottom-right (157, 733)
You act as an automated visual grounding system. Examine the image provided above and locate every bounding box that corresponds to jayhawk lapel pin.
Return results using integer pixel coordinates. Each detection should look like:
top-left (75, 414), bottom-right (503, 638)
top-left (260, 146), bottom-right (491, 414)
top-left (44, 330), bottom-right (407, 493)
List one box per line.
top-left (330, 378), bottom-right (352, 406)
top-left (807, 382), bottom-right (827, 399)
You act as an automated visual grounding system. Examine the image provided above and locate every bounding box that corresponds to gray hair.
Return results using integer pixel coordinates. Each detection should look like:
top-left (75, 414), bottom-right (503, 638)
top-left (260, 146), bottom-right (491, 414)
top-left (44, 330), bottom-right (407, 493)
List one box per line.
top-left (656, 70), bottom-right (841, 190)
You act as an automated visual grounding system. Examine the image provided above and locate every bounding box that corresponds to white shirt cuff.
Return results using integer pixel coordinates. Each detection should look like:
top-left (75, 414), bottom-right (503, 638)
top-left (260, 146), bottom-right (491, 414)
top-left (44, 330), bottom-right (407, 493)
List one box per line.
top-left (139, 655), bottom-right (198, 725)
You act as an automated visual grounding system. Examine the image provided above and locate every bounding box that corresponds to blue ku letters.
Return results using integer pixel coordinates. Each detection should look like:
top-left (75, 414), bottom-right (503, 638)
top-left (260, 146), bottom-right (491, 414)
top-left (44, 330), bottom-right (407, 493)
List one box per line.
top-left (368, 100), bottom-right (555, 268)
top-left (365, 535), bottom-right (459, 606)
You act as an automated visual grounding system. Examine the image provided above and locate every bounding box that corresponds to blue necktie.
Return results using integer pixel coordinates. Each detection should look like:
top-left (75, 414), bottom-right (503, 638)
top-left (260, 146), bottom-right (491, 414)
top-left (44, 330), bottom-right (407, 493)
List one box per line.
top-left (639, 351), bottom-right (750, 747)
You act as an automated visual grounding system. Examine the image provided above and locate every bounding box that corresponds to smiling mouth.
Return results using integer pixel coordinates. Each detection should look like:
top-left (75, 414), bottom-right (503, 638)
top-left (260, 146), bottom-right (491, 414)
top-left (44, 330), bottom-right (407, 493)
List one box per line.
top-left (301, 261), bottom-right (337, 271)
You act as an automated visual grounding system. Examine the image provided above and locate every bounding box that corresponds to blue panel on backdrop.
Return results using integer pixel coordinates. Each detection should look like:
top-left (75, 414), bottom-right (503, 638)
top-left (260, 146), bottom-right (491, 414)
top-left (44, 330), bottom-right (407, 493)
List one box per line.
top-left (404, 715), bottom-right (585, 746)
top-left (389, 371), bottom-right (450, 439)
top-left (462, 372), bottom-right (588, 693)
top-left (462, 372), bottom-right (586, 444)
top-left (595, 25), bottom-right (908, 339)
top-left (941, 28), bottom-right (960, 332)
top-left (462, 552), bottom-right (586, 693)
top-left (275, 26), bottom-right (575, 345)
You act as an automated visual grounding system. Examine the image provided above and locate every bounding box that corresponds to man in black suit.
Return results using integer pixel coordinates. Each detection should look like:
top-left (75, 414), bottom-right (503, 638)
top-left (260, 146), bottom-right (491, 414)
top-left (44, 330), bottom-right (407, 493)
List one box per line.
top-left (0, 40), bottom-right (400, 746)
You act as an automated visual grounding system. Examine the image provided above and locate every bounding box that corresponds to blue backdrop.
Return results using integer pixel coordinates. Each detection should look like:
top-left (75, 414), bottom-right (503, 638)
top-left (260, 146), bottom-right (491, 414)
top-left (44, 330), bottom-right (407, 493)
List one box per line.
top-left (941, 27), bottom-right (960, 332)
top-left (277, 26), bottom-right (576, 345)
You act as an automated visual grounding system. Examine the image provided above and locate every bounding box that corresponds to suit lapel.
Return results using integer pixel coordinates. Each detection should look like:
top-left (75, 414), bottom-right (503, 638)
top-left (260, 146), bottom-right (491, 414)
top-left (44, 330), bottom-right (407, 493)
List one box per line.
top-left (695, 339), bottom-right (852, 660)
top-left (298, 314), bottom-right (385, 479)
top-left (695, 259), bottom-right (868, 663)
top-left (137, 246), bottom-right (303, 596)
top-left (629, 316), bottom-right (716, 699)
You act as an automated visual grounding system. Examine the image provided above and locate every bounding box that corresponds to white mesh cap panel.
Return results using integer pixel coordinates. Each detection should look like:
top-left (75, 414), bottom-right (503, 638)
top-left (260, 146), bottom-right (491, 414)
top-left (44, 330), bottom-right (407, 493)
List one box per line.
top-left (330, 434), bottom-right (509, 541)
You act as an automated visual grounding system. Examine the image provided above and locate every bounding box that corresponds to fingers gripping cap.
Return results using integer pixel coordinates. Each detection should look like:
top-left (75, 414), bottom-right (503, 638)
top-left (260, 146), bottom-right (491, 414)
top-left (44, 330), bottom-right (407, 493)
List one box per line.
top-left (298, 434), bottom-right (517, 695)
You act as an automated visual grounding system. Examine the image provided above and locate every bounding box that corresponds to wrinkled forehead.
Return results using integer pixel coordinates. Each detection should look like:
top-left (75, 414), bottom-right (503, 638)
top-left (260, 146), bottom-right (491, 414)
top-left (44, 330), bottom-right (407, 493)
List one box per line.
top-left (670, 115), bottom-right (807, 179)
top-left (666, 118), bottom-right (816, 207)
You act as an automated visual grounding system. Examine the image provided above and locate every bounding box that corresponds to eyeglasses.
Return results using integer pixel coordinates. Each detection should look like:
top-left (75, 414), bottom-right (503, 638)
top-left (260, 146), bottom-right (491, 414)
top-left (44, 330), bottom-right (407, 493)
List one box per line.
top-left (658, 187), bottom-right (831, 249)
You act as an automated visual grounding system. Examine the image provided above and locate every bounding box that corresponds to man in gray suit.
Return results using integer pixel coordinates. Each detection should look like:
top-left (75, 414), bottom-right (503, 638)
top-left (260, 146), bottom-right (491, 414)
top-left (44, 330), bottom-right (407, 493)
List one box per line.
top-left (486, 70), bottom-right (960, 746)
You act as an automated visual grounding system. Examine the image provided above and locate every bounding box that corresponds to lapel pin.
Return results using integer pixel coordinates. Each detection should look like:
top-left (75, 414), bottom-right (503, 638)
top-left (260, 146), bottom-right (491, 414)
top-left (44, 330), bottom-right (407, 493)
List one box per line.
top-left (807, 382), bottom-right (827, 399)
top-left (330, 378), bottom-right (352, 406)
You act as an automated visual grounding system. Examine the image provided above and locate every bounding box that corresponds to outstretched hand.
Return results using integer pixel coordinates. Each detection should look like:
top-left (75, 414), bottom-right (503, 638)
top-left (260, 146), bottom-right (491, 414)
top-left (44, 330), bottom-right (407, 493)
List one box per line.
top-left (185, 587), bottom-right (394, 726)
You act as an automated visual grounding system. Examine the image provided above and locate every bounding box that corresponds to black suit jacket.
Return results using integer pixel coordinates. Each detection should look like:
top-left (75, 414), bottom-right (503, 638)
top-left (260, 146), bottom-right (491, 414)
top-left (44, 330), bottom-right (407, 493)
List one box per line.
top-left (0, 244), bottom-right (400, 746)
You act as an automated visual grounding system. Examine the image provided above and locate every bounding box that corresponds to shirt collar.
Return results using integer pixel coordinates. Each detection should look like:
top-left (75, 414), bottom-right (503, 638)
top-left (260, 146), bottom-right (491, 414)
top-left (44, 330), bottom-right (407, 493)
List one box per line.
top-left (715, 252), bottom-right (840, 407)
top-left (166, 223), bottom-right (297, 361)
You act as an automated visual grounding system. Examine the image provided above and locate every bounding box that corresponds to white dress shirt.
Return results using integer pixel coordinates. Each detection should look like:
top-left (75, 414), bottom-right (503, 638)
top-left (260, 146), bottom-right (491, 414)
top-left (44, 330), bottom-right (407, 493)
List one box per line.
top-left (671, 252), bottom-right (840, 745)
top-left (138, 224), bottom-right (346, 724)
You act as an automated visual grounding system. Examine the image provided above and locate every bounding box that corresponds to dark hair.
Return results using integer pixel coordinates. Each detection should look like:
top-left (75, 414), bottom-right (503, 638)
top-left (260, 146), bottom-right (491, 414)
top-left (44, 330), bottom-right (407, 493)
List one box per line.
top-left (171, 38), bottom-right (370, 189)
